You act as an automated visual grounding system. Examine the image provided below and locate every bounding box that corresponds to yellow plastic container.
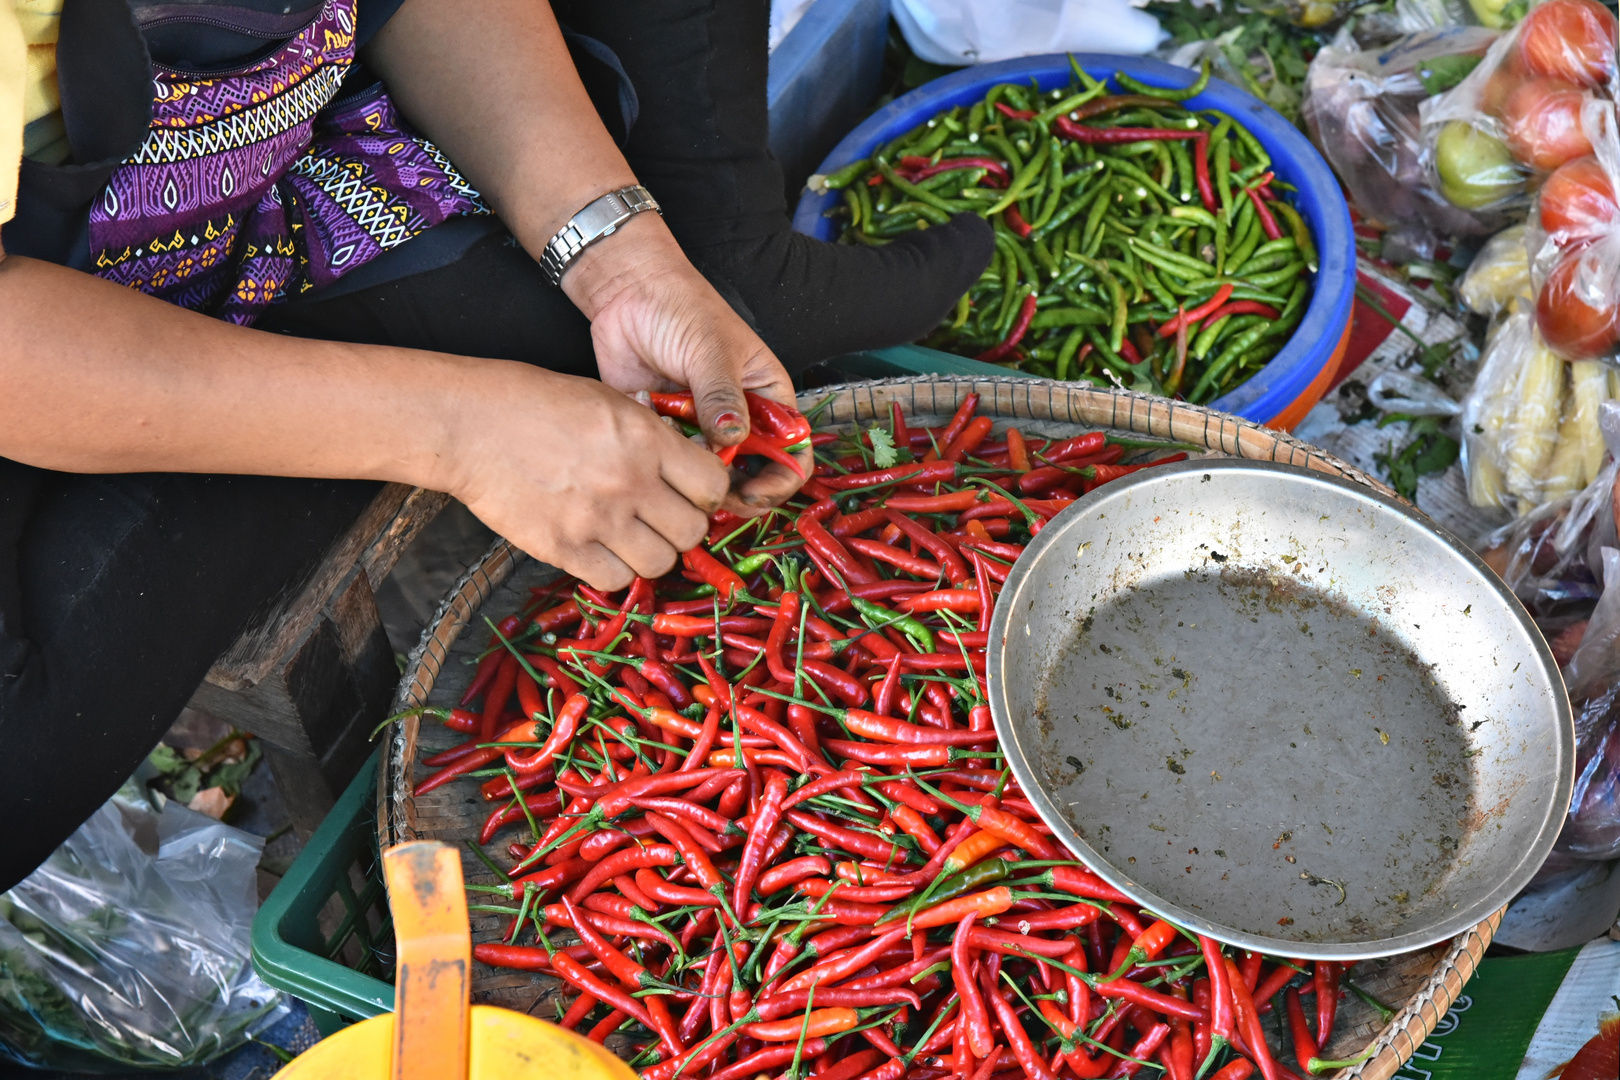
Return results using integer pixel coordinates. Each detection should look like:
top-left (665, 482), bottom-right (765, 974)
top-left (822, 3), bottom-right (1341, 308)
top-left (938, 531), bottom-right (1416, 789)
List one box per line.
top-left (277, 842), bottom-right (631, 1080)
top-left (278, 1006), bottom-right (636, 1080)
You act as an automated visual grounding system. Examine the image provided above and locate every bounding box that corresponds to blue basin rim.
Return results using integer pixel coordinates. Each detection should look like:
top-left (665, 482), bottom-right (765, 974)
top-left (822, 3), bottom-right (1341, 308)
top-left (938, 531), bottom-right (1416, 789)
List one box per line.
top-left (791, 53), bottom-right (1356, 424)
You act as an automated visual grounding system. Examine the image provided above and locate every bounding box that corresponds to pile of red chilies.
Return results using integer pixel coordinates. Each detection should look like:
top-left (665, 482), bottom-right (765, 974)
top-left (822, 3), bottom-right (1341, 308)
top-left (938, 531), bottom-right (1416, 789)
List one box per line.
top-left (407, 393), bottom-right (1377, 1080)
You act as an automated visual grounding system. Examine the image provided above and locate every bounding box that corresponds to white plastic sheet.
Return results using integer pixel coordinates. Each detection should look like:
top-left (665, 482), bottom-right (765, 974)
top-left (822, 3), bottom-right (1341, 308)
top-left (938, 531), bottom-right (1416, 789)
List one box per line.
top-left (892, 0), bottom-right (1164, 66)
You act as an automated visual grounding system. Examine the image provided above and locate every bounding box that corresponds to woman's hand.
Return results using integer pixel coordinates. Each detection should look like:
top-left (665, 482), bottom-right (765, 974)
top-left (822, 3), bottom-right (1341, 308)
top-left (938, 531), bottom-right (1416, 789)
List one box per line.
top-left (562, 215), bottom-right (811, 513)
top-left (438, 362), bottom-right (731, 590)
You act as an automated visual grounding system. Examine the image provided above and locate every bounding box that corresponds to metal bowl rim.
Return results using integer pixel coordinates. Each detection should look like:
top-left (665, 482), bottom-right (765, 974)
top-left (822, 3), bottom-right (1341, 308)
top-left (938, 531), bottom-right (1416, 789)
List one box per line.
top-left (986, 458), bottom-right (1574, 959)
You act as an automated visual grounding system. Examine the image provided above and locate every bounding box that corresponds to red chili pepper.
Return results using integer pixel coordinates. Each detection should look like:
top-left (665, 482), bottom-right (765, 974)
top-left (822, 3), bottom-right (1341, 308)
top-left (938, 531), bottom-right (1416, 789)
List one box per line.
top-left (460, 613), bottom-right (524, 708)
top-left (479, 653), bottom-right (520, 742)
top-left (822, 460), bottom-right (957, 491)
top-left (994, 101), bottom-right (1036, 121)
top-left (976, 292), bottom-right (1038, 362)
top-left (798, 500), bottom-right (879, 586)
top-left (757, 854), bottom-right (830, 895)
top-left (881, 509), bottom-right (970, 584)
top-left (1054, 118), bottom-right (1201, 143)
top-left (1117, 337), bottom-right (1144, 365)
top-left (1003, 205), bottom-right (1033, 238)
top-left (1204, 299), bottom-right (1280, 323)
top-left (682, 546), bottom-right (746, 601)
top-left (1210, 1061), bottom-right (1256, 1080)
top-left (1004, 426), bottom-right (1032, 473)
top-left (1158, 283), bottom-right (1235, 338)
top-left (786, 808), bottom-right (913, 865)
top-left (935, 394), bottom-right (981, 455)
top-left (744, 391), bottom-right (812, 445)
top-left (1096, 978), bottom-right (1208, 1022)
top-left (890, 803), bottom-right (942, 854)
top-left (952, 912), bottom-right (996, 1058)
top-left (1314, 960), bottom-right (1341, 1044)
top-left (842, 709), bottom-right (993, 746)
top-left (563, 844), bottom-right (679, 903)
top-left (1285, 986), bottom-right (1319, 1075)
top-left (901, 156), bottom-right (1011, 185)
top-left (478, 790), bottom-right (563, 845)
top-left (1246, 184), bottom-right (1284, 241)
top-left (778, 925), bottom-right (910, 993)
top-left (988, 978), bottom-right (1058, 1080)
top-left (845, 537), bottom-right (944, 579)
top-left (1107, 1021), bottom-right (1171, 1078)
top-left (1193, 132), bottom-right (1217, 212)
top-left (1200, 936), bottom-right (1236, 1066)
top-left (549, 949), bottom-right (659, 1035)
top-left (1225, 956), bottom-right (1284, 1080)
top-left (734, 770), bottom-right (789, 910)
top-left (830, 506), bottom-right (891, 538)
top-left (1251, 959), bottom-right (1304, 1015)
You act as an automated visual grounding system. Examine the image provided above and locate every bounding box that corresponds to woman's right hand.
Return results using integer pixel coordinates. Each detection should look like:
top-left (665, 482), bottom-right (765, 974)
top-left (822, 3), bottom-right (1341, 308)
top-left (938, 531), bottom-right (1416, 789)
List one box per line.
top-left (435, 362), bottom-right (731, 590)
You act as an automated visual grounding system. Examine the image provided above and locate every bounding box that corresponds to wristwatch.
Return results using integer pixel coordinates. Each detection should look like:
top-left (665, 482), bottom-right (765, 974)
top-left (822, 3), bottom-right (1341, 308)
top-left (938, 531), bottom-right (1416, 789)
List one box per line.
top-left (539, 184), bottom-right (662, 285)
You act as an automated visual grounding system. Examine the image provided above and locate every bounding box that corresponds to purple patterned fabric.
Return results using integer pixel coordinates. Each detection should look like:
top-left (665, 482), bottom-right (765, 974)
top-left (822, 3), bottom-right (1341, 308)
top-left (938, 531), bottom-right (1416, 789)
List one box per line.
top-left (89, 0), bottom-right (487, 324)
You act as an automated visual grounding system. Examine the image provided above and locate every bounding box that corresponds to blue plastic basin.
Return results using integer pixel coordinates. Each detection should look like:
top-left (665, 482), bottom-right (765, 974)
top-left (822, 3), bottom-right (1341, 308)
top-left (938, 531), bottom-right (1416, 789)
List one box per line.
top-left (792, 54), bottom-right (1356, 426)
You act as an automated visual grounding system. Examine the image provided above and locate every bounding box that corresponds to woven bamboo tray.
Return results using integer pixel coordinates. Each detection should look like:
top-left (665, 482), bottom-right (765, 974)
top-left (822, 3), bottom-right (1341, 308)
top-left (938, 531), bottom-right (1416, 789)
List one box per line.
top-left (377, 376), bottom-right (1499, 1080)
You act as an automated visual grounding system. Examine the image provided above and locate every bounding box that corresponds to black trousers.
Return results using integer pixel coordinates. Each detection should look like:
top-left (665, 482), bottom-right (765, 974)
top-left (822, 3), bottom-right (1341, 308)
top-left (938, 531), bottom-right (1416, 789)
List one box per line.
top-left (0, 227), bottom-right (611, 892)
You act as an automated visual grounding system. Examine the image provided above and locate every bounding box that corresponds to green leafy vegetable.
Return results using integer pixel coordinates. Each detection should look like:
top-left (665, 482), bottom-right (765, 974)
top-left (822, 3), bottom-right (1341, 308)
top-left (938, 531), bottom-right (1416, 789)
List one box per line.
top-left (1374, 414), bottom-right (1460, 500)
top-left (868, 425), bottom-right (902, 469)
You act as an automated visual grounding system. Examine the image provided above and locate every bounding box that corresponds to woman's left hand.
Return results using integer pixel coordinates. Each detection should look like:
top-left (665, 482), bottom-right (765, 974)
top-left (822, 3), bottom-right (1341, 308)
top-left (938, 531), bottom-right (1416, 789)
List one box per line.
top-left (561, 214), bottom-right (810, 513)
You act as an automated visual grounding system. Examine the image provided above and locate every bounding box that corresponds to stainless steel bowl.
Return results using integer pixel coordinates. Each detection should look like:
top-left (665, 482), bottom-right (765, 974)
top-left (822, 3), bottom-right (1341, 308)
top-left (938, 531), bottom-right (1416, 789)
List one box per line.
top-left (987, 459), bottom-right (1573, 959)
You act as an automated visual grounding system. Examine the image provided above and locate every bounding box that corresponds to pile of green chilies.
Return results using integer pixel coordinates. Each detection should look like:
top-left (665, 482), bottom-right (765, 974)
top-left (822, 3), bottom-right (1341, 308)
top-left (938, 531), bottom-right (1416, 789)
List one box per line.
top-left (819, 61), bottom-right (1318, 404)
top-left (403, 393), bottom-right (1388, 1080)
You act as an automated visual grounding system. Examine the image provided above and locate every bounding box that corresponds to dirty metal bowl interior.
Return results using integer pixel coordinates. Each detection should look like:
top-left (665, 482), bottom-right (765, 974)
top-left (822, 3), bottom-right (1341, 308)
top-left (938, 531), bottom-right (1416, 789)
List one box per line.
top-left (988, 459), bottom-right (1573, 960)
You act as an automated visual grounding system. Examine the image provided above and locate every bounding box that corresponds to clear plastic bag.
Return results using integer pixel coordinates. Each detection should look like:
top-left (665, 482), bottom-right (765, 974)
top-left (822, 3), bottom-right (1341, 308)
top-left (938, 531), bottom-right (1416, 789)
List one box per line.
top-left (1556, 545), bottom-right (1620, 859)
top-left (1460, 302), bottom-right (1616, 514)
top-left (1419, 0), bottom-right (1619, 215)
top-left (1522, 100), bottom-right (1620, 360)
top-left (0, 782), bottom-right (283, 1071)
top-left (1303, 25), bottom-right (1506, 257)
top-left (1460, 223), bottom-right (1532, 315)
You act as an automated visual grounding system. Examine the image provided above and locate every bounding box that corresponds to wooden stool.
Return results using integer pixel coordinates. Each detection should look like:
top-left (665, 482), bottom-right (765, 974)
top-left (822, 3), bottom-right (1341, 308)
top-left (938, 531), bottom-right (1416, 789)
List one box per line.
top-left (188, 484), bottom-right (450, 838)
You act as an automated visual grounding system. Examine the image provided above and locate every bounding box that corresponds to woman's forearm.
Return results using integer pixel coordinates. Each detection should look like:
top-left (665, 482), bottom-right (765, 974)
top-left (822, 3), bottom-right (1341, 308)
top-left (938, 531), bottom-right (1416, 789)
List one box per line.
top-left (0, 251), bottom-right (734, 588)
top-left (0, 253), bottom-right (460, 483)
top-left (364, 0), bottom-right (637, 282)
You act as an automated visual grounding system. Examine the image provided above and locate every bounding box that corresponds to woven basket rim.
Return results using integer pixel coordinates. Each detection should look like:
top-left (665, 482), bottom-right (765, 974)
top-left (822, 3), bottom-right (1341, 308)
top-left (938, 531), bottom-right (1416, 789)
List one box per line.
top-left (379, 377), bottom-right (1493, 1080)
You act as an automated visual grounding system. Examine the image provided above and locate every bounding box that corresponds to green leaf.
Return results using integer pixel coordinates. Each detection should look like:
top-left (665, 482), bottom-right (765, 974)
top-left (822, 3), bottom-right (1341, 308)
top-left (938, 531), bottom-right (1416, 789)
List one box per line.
top-left (868, 425), bottom-right (901, 469)
top-left (206, 740), bottom-right (261, 798)
top-left (168, 766), bottom-right (203, 805)
top-left (146, 744), bottom-right (190, 778)
top-left (1418, 55), bottom-right (1483, 96)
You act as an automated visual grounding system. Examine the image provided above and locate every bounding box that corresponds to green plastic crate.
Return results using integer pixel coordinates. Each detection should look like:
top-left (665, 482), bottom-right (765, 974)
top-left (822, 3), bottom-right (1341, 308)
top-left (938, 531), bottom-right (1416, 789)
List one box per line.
top-left (251, 749), bottom-right (396, 1037)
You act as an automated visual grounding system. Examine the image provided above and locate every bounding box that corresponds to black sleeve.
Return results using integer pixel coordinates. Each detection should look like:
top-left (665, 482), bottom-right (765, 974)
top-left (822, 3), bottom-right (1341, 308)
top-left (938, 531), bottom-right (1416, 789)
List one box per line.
top-left (357, 0), bottom-right (411, 49)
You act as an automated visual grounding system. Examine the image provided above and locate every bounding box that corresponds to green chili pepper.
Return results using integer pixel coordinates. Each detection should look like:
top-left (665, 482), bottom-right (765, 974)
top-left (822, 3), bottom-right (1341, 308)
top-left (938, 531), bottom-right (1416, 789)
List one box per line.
top-left (851, 597), bottom-right (934, 655)
top-left (1271, 200), bottom-right (1318, 272)
top-left (1190, 320), bottom-right (1276, 401)
top-left (987, 137), bottom-right (1051, 215)
top-left (1245, 261), bottom-right (1306, 291)
top-left (1054, 327), bottom-right (1087, 380)
top-left (1031, 306), bottom-right (1107, 330)
top-left (822, 159), bottom-right (872, 190)
top-left (1105, 156), bottom-right (1178, 207)
top-left (1116, 60), bottom-right (1211, 102)
top-left (1128, 235), bottom-right (1212, 279)
top-left (1073, 254), bottom-right (1126, 351)
top-left (1230, 117), bottom-right (1271, 174)
top-left (1139, 264), bottom-right (1177, 310)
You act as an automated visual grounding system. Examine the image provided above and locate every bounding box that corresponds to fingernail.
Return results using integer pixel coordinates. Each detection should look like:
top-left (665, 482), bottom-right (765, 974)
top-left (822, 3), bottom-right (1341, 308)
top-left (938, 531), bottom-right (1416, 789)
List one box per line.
top-left (714, 411), bottom-right (744, 435)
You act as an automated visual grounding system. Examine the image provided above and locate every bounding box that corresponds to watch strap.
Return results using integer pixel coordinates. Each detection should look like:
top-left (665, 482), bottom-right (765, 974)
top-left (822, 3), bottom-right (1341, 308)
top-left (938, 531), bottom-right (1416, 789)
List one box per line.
top-left (539, 184), bottom-right (661, 285)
